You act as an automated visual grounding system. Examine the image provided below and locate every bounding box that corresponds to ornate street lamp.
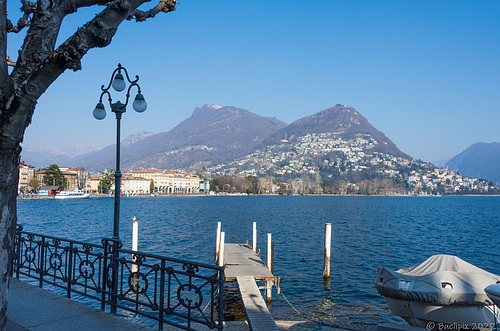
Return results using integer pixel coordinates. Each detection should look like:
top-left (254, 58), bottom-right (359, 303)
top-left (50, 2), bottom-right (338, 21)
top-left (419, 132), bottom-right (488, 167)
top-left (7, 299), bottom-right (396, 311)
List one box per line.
top-left (93, 64), bottom-right (147, 314)
top-left (93, 63), bottom-right (147, 240)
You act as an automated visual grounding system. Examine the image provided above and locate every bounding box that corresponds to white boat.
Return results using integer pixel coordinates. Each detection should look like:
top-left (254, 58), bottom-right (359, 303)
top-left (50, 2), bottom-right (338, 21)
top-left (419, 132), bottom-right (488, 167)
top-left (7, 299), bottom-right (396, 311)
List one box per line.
top-left (375, 255), bottom-right (500, 328)
top-left (485, 283), bottom-right (500, 308)
top-left (55, 191), bottom-right (91, 199)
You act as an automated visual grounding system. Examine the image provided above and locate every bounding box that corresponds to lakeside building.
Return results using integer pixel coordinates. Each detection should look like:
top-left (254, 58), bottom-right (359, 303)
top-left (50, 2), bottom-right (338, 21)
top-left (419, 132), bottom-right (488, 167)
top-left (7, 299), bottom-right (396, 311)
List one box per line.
top-left (86, 176), bottom-right (103, 193)
top-left (36, 167), bottom-right (89, 191)
top-left (132, 170), bottom-right (200, 194)
top-left (62, 167), bottom-right (88, 191)
top-left (121, 175), bottom-right (151, 195)
top-left (18, 162), bottom-right (35, 193)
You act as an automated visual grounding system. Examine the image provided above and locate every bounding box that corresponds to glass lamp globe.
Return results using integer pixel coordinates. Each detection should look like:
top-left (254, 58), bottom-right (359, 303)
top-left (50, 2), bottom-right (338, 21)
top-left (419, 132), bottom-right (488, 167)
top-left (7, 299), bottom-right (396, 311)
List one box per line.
top-left (93, 102), bottom-right (106, 120)
top-left (112, 72), bottom-right (126, 92)
top-left (133, 93), bottom-right (147, 113)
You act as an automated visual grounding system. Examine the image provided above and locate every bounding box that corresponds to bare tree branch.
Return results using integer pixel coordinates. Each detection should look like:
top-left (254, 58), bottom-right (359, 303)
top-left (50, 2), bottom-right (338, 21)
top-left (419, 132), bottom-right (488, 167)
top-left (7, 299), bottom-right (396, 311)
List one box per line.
top-left (6, 0), bottom-right (36, 33)
top-left (128, 0), bottom-right (176, 22)
top-left (6, 55), bottom-right (15, 67)
top-left (53, 0), bottom-right (176, 71)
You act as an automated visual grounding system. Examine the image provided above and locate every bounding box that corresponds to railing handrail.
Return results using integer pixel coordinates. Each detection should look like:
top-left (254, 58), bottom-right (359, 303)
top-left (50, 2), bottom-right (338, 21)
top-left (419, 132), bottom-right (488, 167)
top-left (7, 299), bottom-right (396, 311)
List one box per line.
top-left (19, 229), bottom-right (224, 272)
top-left (19, 229), bottom-right (105, 248)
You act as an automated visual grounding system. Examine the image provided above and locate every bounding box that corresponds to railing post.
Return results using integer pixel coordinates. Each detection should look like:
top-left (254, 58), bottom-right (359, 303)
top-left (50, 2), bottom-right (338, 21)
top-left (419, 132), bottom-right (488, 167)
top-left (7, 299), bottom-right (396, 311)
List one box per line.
top-left (218, 268), bottom-right (224, 330)
top-left (39, 236), bottom-right (45, 288)
top-left (67, 242), bottom-right (73, 299)
top-left (111, 239), bottom-right (120, 314)
top-left (101, 238), bottom-right (109, 311)
top-left (159, 259), bottom-right (166, 330)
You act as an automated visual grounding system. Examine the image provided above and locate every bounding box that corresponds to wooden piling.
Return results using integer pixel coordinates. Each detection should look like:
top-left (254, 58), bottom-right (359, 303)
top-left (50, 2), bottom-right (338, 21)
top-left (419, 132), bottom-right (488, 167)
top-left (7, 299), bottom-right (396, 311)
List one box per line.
top-left (218, 231), bottom-right (225, 267)
top-left (267, 233), bottom-right (273, 301)
top-left (132, 216), bottom-right (138, 273)
top-left (132, 217), bottom-right (138, 251)
top-left (266, 233), bottom-right (272, 272)
top-left (215, 221), bottom-right (221, 261)
top-left (252, 222), bottom-right (257, 253)
top-left (323, 223), bottom-right (331, 279)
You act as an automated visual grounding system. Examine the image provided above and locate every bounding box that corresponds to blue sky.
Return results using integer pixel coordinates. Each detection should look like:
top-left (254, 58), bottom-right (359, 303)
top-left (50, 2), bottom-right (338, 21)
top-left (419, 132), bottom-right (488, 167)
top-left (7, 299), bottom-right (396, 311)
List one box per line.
top-left (9, 1), bottom-right (500, 162)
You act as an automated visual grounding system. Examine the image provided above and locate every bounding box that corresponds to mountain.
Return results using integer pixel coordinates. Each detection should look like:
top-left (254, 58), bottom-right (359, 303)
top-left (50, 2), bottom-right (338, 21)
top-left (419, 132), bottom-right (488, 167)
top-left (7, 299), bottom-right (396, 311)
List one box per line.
top-left (20, 143), bottom-right (105, 168)
top-left (26, 104), bottom-right (409, 173)
top-left (122, 131), bottom-right (155, 147)
top-left (260, 104), bottom-right (409, 159)
top-left (74, 105), bottom-right (287, 171)
top-left (445, 142), bottom-right (500, 184)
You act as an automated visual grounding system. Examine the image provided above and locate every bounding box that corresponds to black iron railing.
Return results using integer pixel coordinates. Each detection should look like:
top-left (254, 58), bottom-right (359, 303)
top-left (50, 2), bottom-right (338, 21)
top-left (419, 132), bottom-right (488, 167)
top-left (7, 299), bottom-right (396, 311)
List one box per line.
top-left (12, 225), bottom-right (224, 330)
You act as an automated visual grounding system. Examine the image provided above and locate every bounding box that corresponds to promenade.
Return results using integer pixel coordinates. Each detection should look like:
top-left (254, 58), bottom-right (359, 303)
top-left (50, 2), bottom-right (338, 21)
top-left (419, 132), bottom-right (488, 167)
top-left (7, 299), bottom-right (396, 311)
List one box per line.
top-left (6, 278), bottom-right (329, 330)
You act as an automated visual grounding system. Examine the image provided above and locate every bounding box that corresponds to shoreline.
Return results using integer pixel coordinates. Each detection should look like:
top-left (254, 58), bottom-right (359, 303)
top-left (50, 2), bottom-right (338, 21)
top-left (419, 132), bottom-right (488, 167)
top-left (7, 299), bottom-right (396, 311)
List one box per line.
top-left (17, 193), bottom-right (500, 200)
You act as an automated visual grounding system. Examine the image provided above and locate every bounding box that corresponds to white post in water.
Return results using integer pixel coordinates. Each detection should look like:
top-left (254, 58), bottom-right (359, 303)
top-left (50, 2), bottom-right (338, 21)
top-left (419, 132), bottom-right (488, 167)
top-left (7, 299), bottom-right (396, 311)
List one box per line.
top-left (252, 222), bottom-right (257, 252)
top-left (266, 233), bottom-right (273, 301)
top-left (267, 233), bottom-right (272, 272)
top-left (215, 222), bottom-right (221, 262)
top-left (218, 231), bottom-right (225, 267)
top-left (132, 216), bottom-right (138, 273)
top-left (323, 223), bottom-right (332, 279)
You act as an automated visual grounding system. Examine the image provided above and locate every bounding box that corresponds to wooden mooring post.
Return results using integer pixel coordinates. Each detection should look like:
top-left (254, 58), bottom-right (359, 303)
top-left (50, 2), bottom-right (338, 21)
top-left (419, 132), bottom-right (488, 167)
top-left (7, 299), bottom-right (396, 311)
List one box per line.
top-left (215, 221), bottom-right (221, 261)
top-left (323, 223), bottom-right (331, 279)
top-left (252, 221), bottom-right (257, 253)
top-left (266, 233), bottom-right (273, 301)
top-left (132, 216), bottom-right (138, 273)
top-left (218, 231), bottom-right (225, 267)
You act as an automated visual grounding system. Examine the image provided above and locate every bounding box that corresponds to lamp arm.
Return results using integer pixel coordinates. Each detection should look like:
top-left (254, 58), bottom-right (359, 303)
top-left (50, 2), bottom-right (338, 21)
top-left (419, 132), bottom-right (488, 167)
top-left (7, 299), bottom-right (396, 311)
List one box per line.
top-left (121, 68), bottom-right (139, 84)
top-left (101, 64), bottom-right (124, 92)
top-left (123, 83), bottom-right (142, 107)
top-left (99, 90), bottom-right (113, 107)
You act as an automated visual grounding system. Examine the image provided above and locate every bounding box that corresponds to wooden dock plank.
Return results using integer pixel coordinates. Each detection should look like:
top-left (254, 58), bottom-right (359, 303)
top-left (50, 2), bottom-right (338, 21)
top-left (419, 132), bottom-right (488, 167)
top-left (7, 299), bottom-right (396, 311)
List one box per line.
top-left (237, 276), bottom-right (279, 331)
top-left (224, 244), bottom-right (275, 281)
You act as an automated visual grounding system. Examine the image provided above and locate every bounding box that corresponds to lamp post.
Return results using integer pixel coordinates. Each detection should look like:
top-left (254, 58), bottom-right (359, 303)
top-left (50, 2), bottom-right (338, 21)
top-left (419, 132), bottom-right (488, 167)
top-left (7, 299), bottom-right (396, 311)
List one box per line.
top-left (93, 63), bottom-right (147, 240)
top-left (93, 64), bottom-right (147, 313)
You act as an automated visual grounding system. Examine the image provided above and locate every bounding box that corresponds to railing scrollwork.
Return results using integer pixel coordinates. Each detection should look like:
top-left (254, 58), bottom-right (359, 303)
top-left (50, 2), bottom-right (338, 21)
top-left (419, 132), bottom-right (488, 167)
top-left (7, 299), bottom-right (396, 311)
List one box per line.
top-left (12, 226), bottom-right (224, 330)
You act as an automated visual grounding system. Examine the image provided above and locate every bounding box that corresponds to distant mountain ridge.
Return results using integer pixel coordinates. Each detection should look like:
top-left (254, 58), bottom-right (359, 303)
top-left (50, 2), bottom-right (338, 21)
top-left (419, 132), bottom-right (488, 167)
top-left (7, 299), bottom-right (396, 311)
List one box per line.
top-left (72, 105), bottom-right (287, 171)
top-left (446, 142), bottom-right (500, 184)
top-left (122, 131), bottom-right (155, 147)
top-left (21, 142), bottom-right (105, 168)
top-left (23, 104), bottom-right (410, 172)
top-left (261, 105), bottom-right (409, 158)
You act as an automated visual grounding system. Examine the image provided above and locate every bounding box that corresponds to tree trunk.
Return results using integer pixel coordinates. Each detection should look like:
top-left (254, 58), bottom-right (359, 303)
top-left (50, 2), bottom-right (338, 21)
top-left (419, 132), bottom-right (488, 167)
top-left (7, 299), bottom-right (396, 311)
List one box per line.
top-left (0, 0), bottom-right (177, 327)
top-left (0, 144), bottom-right (21, 329)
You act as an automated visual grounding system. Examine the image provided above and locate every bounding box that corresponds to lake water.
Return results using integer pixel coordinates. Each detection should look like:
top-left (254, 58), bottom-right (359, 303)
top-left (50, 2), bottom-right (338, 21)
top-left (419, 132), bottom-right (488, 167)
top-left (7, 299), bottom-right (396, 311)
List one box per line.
top-left (16, 196), bottom-right (500, 329)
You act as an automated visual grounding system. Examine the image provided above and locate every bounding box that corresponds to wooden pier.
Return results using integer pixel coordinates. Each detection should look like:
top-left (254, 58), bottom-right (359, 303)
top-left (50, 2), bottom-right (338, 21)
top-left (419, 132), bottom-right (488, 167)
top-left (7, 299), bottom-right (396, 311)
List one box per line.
top-left (215, 223), bottom-right (280, 330)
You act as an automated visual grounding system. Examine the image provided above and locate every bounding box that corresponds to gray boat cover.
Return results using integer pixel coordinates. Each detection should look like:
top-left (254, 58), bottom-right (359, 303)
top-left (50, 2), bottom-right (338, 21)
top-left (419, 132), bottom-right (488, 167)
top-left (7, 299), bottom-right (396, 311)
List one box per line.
top-left (375, 255), bottom-right (500, 306)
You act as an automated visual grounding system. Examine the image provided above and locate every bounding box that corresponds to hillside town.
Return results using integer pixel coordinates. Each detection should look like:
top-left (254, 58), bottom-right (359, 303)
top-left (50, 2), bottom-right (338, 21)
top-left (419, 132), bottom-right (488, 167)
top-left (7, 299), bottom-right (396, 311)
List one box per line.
top-left (18, 130), bottom-right (499, 197)
top-left (205, 133), bottom-right (499, 195)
